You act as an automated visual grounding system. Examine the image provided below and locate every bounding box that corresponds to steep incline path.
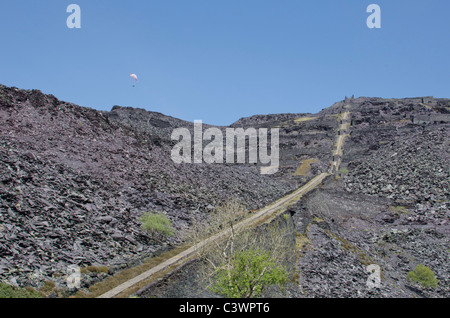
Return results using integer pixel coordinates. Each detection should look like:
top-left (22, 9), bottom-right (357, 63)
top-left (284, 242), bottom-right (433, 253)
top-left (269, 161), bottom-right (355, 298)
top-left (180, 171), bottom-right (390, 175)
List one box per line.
top-left (97, 109), bottom-right (351, 298)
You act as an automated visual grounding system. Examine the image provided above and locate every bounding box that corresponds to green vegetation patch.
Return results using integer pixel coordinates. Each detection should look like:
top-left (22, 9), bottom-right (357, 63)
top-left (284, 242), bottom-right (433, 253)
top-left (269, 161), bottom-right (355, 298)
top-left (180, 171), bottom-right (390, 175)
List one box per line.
top-left (211, 248), bottom-right (289, 298)
top-left (339, 167), bottom-right (349, 175)
top-left (295, 233), bottom-right (311, 251)
top-left (294, 158), bottom-right (319, 176)
top-left (407, 264), bottom-right (438, 289)
top-left (0, 282), bottom-right (43, 298)
top-left (294, 116), bottom-right (317, 124)
top-left (389, 205), bottom-right (409, 215)
top-left (140, 212), bottom-right (175, 237)
top-left (80, 265), bottom-right (109, 275)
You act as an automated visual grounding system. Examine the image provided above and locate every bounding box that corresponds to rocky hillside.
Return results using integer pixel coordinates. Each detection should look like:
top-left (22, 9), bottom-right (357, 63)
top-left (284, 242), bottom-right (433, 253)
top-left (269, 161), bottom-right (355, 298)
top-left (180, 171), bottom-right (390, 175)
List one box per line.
top-left (138, 96), bottom-right (450, 299)
top-left (292, 97), bottom-right (450, 298)
top-left (0, 84), bottom-right (449, 298)
top-left (0, 84), bottom-right (296, 291)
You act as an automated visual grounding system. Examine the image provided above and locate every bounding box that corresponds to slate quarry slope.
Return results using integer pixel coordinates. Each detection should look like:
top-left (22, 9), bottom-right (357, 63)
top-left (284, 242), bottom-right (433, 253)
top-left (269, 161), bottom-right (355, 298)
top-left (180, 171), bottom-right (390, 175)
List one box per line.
top-left (293, 97), bottom-right (450, 298)
top-left (0, 85), bottom-right (295, 289)
top-left (0, 85), bottom-right (448, 298)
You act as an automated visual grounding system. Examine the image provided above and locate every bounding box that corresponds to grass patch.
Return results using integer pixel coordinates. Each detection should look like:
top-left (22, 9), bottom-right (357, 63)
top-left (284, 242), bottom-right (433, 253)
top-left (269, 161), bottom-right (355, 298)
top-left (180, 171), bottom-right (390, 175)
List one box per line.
top-left (294, 116), bottom-right (317, 124)
top-left (140, 212), bottom-right (175, 237)
top-left (389, 205), bottom-right (409, 215)
top-left (294, 158), bottom-right (319, 176)
top-left (295, 233), bottom-right (311, 251)
top-left (0, 283), bottom-right (43, 298)
top-left (312, 216), bottom-right (325, 223)
top-left (80, 266), bottom-right (109, 275)
top-left (274, 116), bottom-right (317, 128)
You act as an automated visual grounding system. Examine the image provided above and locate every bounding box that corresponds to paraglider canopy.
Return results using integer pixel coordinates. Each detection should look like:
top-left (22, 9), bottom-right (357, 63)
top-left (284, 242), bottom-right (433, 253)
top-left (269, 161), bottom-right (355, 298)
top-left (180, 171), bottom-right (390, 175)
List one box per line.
top-left (130, 74), bottom-right (138, 87)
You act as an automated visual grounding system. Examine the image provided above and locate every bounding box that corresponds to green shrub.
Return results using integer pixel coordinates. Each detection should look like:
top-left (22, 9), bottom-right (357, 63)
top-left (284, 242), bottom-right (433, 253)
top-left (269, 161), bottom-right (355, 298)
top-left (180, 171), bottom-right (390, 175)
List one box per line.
top-left (211, 248), bottom-right (289, 298)
top-left (0, 282), bottom-right (43, 298)
top-left (407, 264), bottom-right (438, 289)
top-left (140, 212), bottom-right (175, 237)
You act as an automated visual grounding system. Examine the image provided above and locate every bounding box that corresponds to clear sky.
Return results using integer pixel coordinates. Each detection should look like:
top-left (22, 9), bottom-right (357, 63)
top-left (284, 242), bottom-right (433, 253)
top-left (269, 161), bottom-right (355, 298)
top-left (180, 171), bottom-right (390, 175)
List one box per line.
top-left (1, 1), bottom-right (449, 126)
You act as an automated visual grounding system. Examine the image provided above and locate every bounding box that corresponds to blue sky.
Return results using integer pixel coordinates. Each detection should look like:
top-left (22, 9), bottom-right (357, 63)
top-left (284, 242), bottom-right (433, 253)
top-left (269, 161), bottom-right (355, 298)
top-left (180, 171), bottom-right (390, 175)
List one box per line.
top-left (1, 1), bottom-right (449, 126)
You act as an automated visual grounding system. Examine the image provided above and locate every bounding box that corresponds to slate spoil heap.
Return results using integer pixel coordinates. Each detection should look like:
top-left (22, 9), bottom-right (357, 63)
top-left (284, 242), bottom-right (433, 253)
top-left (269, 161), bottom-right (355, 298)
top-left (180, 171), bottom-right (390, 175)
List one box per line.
top-left (0, 85), bottom-right (449, 298)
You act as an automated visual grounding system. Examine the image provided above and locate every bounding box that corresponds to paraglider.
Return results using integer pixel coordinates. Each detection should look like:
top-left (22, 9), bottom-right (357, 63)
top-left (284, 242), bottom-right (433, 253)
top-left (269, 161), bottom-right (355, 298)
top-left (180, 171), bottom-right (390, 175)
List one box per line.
top-left (130, 74), bottom-right (138, 87)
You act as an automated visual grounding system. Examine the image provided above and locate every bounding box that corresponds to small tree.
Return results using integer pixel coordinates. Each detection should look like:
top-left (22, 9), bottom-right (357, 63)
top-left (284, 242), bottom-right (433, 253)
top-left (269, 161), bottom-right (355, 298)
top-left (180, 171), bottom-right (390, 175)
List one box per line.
top-left (190, 198), bottom-right (295, 298)
top-left (140, 212), bottom-right (175, 242)
top-left (189, 198), bottom-right (247, 244)
top-left (407, 264), bottom-right (438, 289)
top-left (211, 248), bottom-right (289, 298)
